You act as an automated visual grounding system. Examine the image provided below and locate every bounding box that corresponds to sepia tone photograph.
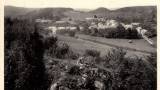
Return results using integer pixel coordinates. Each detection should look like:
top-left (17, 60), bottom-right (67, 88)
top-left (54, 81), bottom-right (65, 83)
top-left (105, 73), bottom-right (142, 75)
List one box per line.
top-left (4, 0), bottom-right (157, 90)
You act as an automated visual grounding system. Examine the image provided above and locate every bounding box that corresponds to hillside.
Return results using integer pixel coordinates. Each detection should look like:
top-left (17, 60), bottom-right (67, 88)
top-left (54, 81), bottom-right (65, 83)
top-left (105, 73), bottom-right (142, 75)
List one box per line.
top-left (4, 6), bottom-right (38, 18)
top-left (4, 6), bottom-right (73, 20)
top-left (4, 6), bottom-right (156, 23)
top-left (89, 7), bottom-right (110, 13)
top-left (65, 6), bottom-right (156, 23)
top-left (21, 8), bottom-right (73, 20)
top-left (107, 6), bottom-right (157, 23)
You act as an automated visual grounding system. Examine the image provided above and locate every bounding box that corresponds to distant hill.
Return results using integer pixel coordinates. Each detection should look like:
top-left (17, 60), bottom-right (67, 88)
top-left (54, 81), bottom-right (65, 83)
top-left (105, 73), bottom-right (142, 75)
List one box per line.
top-left (4, 6), bottom-right (38, 18)
top-left (65, 6), bottom-right (156, 23)
top-left (89, 7), bottom-right (111, 13)
top-left (107, 6), bottom-right (157, 23)
top-left (4, 6), bottom-right (156, 23)
top-left (5, 6), bottom-right (73, 20)
top-left (21, 8), bottom-right (74, 20)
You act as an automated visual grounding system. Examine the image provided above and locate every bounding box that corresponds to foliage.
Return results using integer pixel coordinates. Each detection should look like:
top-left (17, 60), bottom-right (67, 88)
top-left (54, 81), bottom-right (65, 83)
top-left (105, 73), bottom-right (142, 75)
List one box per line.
top-left (141, 22), bottom-right (157, 37)
top-left (44, 36), bottom-right (58, 49)
top-left (45, 60), bottom-right (68, 84)
top-left (66, 50), bottom-right (79, 60)
top-left (48, 48), bottom-right (156, 90)
top-left (45, 41), bottom-right (69, 59)
top-left (103, 48), bottom-right (126, 68)
top-left (146, 52), bottom-right (157, 68)
top-left (67, 66), bottom-right (82, 75)
top-left (114, 57), bottom-right (157, 90)
top-left (102, 48), bottom-right (156, 90)
top-left (68, 30), bottom-right (76, 37)
top-left (82, 24), bottom-right (140, 39)
top-left (44, 36), bottom-right (79, 59)
top-left (85, 49), bottom-right (100, 57)
top-left (4, 18), bottom-right (48, 90)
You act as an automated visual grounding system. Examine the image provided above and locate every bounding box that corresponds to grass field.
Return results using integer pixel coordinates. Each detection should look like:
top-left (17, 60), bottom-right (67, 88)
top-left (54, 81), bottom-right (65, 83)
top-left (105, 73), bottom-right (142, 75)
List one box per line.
top-left (76, 34), bottom-right (157, 53)
top-left (56, 34), bottom-right (156, 57)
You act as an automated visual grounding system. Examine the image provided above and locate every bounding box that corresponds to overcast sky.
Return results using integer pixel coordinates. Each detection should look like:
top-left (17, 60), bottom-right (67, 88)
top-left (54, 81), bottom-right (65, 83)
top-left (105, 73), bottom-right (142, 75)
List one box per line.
top-left (5, 0), bottom-right (157, 9)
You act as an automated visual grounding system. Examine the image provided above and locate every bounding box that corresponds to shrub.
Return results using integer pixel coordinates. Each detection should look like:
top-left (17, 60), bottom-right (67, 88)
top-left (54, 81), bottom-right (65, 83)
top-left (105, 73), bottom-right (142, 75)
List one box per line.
top-left (95, 56), bottom-right (104, 64)
top-left (85, 49), bottom-right (100, 57)
top-left (90, 28), bottom-right (99, 36)
top-left (124, 28), bottom-right (140, 39)
top-left (68, 30), bottom-right (76, 37)
top-left (57, 77), bottom-right (82, 90)
top-left (146, 52), bottom-right (157, 68)
top-left (55, 42), bottom-right (70, 59)
top-left (45, 61), bottom-right (68, 84)
top-left (67, 66), bottom-right (82, 75)
top-left (66, 50), bottom-right (79, 60)
top-left (45, 39), bottom-right (71, 59)
top-left (44, 36), bottom-right (58, 49)
top-left (79, 56), bottom-right (96, 67)
top-left (44, 36), bottom-right (79, 60)
top-left (103, 48), bottom-right (126, 68)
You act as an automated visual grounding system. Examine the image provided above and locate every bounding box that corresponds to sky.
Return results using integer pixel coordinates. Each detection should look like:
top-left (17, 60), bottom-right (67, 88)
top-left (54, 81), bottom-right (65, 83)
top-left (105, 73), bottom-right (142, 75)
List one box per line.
top-left (4, 0), bottom-right (157, 9)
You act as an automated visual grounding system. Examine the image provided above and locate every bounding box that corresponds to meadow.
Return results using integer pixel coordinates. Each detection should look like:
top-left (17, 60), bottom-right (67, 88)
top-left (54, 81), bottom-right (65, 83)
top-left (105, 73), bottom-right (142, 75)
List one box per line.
top-left (56, 34), bottom-right (156, 57)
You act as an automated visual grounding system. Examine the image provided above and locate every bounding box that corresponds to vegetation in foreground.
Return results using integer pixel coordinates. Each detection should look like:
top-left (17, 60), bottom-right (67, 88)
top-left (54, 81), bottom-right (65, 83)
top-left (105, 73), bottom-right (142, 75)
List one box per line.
top-left (47, 48), bottom-right (156, 90)
top-left (5, 18), bottom-right (48, 90)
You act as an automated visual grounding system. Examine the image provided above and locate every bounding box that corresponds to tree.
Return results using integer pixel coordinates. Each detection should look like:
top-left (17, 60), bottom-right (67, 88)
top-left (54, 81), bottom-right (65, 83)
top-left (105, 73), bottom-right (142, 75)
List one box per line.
top-left (94, 15), bottom-right (98, 18)
top-left (4, 18), bottom-right (48, 90)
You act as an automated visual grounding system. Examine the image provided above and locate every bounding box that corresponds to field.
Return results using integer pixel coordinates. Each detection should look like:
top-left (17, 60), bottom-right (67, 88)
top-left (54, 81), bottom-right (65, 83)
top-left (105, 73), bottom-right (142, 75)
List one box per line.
top-left (76, 34), bottom-right (157, 53)
top-left (56, 34), bottom-right (156, 57)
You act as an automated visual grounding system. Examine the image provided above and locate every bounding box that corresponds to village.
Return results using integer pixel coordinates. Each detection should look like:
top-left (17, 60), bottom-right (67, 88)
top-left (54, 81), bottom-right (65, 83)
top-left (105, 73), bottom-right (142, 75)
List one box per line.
top-left (36, 15), bottom-right (155, 46)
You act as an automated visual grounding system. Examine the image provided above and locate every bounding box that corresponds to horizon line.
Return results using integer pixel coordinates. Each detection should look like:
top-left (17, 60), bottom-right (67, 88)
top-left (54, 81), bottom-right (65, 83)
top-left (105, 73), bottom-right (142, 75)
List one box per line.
top-left (4, 5), bottom-right (157, 10)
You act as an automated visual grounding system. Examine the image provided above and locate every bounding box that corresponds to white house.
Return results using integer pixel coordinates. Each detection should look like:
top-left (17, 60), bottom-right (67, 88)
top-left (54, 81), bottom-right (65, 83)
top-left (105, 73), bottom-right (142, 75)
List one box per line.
top-left (35, 19), bottom-right (52, 23)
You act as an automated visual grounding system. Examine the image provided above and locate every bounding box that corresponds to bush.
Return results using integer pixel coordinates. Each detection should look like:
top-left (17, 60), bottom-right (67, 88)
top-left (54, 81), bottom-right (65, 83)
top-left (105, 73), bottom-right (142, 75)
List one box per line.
top-left (103, 48), bottom-right (126, 68)
top-left (57, 77), bottom-right (82, 90)
top-left (45, 36), bottom-right (79, 60)
top-left (67, 66), bottom-right (82, 75)
top-left (66, 50), bottom-right (79, 60)
top-left (146, 52), bottom-right (157, 68)
top-left (85, 49), bottom-right (100, 57)
top-left (68, 30), bottom-right (76, 37)
top-left (90, 28), bottom-right (99, 36)
top-left (55, 42), bottom-right (70, 59)
top-left (45, 60), bottom-right (68, 84)
top-left (44, 36), bottom-right (58, 49)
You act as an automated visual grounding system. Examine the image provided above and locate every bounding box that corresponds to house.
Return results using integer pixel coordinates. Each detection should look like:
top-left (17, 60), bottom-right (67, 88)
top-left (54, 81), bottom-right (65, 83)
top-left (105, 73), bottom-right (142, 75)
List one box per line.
top-left (35, 19), bottom-right (52, 23)
top-left (46, 20), bottom-right (78, 35)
